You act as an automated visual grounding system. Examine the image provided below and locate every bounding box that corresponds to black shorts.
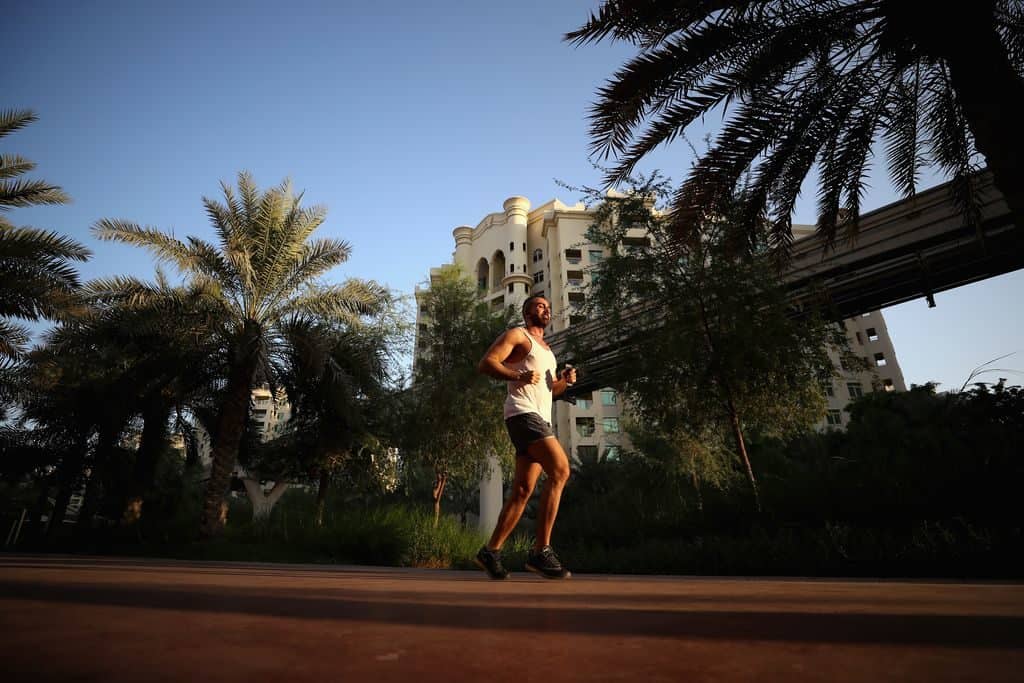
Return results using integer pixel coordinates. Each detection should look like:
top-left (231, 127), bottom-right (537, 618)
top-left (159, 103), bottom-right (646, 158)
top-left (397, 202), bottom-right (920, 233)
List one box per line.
top-left (505, 412), bottom-right (554, 456)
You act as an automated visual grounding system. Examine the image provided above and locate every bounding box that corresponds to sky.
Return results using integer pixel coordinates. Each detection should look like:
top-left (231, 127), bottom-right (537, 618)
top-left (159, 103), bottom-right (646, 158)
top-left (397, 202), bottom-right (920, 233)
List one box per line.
top-left (5, 0), bottom-right (1023, 392)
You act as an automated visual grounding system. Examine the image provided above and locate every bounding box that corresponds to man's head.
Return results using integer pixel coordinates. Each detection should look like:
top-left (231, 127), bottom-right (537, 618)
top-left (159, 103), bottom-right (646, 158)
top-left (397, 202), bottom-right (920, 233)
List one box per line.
top-left (522, 295), bottom-right (551, 328)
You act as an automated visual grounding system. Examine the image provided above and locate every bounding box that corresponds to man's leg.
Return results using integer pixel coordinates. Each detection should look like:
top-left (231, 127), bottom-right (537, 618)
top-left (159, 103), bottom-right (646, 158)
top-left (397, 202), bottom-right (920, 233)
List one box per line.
top-left (524, 436), bottom-right (571, 550)
top-left (486, 455), bottom-right (542, 550)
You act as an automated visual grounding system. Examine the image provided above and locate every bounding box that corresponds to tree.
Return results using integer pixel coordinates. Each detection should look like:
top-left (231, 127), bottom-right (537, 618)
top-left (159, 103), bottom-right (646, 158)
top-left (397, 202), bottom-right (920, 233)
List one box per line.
top-left (575, 176), bottom-right (848, 510)
top-left (567, 1), bottom-right (1024, 248)
top-left (246, 313), bottom-right (403, 525)
top-left (93, 173), bottom-right (388, 537)
top-left (404, 265), bottom-right (514, 525)
top-left (0, 109), bottom-right (88, 362)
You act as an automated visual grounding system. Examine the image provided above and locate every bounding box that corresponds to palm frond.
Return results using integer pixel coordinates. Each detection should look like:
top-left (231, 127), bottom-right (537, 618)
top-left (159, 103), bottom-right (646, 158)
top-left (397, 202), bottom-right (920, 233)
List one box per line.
top-left (0, 178), bottom-right (70, 210)
top-left (92, 219), bottom-right (205, 272)
top-left (0, 225), bottom-right (91, 261)
top-left (0, 109), bottom-right (37, 139)
top-left (0, 154), bottom-right (35, 180)
top-left (277, 279), bottom-right (388, 324)
top-left (0, 319), bottom-right (30, 360)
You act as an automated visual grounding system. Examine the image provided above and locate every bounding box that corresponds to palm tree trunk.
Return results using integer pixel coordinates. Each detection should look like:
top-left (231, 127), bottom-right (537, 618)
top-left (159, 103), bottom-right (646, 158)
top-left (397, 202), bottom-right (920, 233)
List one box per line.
top-left (200, 352), bottom-right (258, 538)
top-left (124, 398), bottom-right (171, 525)
top-left (315, 470), bottom-right (330, 527)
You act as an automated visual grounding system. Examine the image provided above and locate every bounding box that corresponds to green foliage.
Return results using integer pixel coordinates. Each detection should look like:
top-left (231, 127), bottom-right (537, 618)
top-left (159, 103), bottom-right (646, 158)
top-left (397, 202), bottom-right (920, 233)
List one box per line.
top-left (554, 381), bottom-right (1024, 577)
top-left (91, 172), bottom-right (393, 536)
top-left (567, 2), bottom-right (1024, 246)
top-left (402, 265), bottom-right (515, 502)
top-left (0, 109), bottom-right (87, 361)
top-left (574, 174), bottom-right (842, 500)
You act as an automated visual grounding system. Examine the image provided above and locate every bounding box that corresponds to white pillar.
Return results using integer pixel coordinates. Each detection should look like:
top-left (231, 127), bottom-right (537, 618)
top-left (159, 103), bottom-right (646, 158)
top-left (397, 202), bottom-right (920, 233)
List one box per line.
top-left (478, 453), bottom-right (503, 534)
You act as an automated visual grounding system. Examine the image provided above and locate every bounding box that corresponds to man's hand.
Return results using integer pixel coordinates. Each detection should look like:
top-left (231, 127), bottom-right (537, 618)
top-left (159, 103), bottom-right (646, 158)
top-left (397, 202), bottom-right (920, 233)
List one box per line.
top-left (517, 369), bottom-right (541, 384)
top-left (560, 365), bottom-right (577, 386)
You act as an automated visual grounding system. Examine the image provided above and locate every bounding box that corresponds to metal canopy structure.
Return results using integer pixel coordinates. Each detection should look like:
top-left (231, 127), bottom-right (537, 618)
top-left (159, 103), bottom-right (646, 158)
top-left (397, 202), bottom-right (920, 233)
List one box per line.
top-left (550, 170), bottom-right (1024, 395)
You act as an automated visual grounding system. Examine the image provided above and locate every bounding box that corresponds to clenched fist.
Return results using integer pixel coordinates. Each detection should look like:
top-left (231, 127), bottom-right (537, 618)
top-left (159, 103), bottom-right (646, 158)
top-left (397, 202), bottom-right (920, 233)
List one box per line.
top-left (517, 369), bottom-right (541, 384)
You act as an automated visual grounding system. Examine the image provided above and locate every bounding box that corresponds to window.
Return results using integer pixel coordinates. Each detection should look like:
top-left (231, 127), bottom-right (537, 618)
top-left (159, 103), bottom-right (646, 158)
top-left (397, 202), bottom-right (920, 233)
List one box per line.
top-left (533, 271), bottom-right (544, 283)
top-left (855, 332), bottom-right (863, 345)
top-left (826, 409), bottom-right (842, 426)
top-left (867, 327), bottom-right (879, 342)
top-left (577, 445), bottom-right (599, 464)
top-left (565, 248), bottom-right (582, 263)
top-left (621, 236), bottom-right (650, 249)
top-left (523, 283), bottom-right (529, 293)
top-left (601, 390), bottom-right (617, 406)
top-left (566, 270), bottom-right (584, 286)
top-left (477, 277), bottom-right (487, 291)
top-left (567, 291), bottom-right (585, 305)
top-left (510, 241), bottom-right (515, 252)
top-left (522, 242), bottom-right (526, 252)
top-left (575, 417), bottom-right (595, 437)
top-left (510, 263), bottom-right (515, 273)
top-left (602, 417), bottom-right (620, 433)
top-left (847, 382), bottom-right (863, 399)
top-left (507, 284), bottom-right (513, 293)
top-left (533, 248), bottom-right (543, 263)
top-left (576, 398), bottom-right (592, 410)
top-left (874, 352), bottom-right (887, 367)
top-left (588, 249), bottom-right (604, 263)
top-left (603, 445), bottom-right (621, 461)
top-left (883, 378), bottom-right (895, 392)
top-left (823, 381), bottom-right (834, 397)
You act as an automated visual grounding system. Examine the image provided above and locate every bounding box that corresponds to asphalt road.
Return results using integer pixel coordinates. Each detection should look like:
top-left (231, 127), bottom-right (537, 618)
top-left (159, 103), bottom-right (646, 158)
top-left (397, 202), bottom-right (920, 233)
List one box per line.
top-left (1, 555), bottom-right (1022, 682)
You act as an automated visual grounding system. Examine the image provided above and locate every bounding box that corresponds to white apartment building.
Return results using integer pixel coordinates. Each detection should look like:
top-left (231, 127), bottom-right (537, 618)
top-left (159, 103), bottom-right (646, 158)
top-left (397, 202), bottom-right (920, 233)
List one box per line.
top-left (790, 224), bottom-right (907, 429)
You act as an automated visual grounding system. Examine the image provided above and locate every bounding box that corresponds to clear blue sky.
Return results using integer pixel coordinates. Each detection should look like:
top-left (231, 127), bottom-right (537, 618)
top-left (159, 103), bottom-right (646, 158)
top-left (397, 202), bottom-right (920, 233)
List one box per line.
top-left (6, 0), bottom-right (1022, 391)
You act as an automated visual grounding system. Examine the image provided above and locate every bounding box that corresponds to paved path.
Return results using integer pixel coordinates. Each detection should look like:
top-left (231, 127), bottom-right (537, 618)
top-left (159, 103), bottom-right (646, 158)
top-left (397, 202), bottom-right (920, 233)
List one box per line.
top-left (1, 555), bottom-right (1022, 682)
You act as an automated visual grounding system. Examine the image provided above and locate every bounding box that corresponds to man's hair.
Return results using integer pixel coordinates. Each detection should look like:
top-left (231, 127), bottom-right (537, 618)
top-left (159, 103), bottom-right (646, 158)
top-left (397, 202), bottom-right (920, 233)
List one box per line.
top-left (522, 295), bottom-right (548, 319)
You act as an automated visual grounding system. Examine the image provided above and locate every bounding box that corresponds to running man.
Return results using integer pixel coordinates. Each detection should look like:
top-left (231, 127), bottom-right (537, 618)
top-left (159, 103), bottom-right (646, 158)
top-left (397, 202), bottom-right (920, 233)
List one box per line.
top-left (473, 295), bottom-right (577, 580)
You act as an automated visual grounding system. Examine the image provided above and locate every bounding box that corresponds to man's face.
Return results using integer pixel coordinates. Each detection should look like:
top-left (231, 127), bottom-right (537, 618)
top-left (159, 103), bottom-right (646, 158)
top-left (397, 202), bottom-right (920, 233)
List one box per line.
top-left (525, 298), bottom-right (551, 327)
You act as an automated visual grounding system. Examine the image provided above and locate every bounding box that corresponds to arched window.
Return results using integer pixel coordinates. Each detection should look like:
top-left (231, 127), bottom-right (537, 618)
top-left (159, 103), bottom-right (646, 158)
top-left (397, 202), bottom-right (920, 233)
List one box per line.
top-left (532, 248), bottom-right (543, 263)
top-left (491, 251), bottom-right (506, 290)
top-left (476, 258), bottom-right (489, 292)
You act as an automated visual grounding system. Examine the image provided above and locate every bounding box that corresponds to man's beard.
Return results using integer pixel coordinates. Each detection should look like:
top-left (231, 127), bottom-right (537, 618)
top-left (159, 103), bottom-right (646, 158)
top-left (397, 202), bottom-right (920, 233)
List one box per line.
top-left (525, 313), bottom-right (546, 328)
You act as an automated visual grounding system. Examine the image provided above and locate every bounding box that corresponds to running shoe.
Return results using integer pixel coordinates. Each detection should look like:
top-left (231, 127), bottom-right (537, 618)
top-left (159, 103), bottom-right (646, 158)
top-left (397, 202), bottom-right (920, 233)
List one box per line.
top-left (474, 546), bottom-right (509, 580)
top-left (525, 545), bottom-right (571, 579)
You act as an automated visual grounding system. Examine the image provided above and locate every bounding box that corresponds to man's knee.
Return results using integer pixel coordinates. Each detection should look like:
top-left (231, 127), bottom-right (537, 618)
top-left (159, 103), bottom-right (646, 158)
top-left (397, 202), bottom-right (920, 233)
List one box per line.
top-left (510, 481), bottom-right (533, 503)
top-left (548, 460), bottom-right (570, 487)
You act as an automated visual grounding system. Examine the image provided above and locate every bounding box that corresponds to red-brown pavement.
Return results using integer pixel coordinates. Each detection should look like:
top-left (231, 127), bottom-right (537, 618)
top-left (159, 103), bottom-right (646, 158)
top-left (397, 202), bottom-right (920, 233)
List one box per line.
top-left (1, 554), bottom-right (1022, 683)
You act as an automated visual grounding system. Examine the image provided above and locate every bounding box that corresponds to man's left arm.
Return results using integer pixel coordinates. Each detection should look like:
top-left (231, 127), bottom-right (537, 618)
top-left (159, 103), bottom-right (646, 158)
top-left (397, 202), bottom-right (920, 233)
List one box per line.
top-left (551, 366), bottom-right (577, 397)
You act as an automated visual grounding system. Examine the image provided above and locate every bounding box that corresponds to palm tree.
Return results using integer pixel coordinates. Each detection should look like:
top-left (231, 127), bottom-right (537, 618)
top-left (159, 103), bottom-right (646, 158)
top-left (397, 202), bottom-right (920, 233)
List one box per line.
top-left (277, 319), bottom-right (394, 525)
top-left (93, 172), bottom-right (388, 537)
top-left (53, 273), bottom-right (225, 527)
top-left (567, 1), bottom-right (1024, 248)
top-left (0, 109), bottom-right (88, 360)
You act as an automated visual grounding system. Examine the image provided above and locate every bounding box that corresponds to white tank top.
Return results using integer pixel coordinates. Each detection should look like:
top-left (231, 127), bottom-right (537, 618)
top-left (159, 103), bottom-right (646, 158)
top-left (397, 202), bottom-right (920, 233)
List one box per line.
top-left (503, 329), bottom-right (558, 423)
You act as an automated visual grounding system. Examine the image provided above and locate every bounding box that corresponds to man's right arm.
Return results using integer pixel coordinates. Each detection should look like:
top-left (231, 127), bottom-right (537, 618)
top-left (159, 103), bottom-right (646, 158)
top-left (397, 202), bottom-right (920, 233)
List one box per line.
top-left (478, 329), bottom-right (537, 383)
